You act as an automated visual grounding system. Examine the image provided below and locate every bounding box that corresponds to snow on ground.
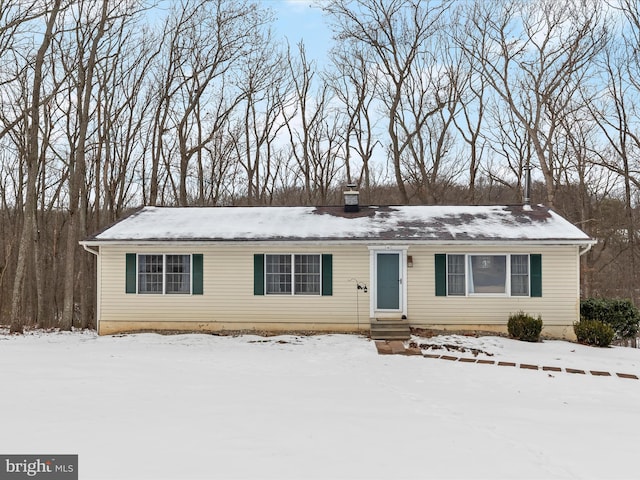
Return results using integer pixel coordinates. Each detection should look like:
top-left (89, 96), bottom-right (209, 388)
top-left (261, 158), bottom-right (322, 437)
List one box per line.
top-left (411, 333), bottom-right (640, 372)
top-left (0, 331), bottom-right (639, 480)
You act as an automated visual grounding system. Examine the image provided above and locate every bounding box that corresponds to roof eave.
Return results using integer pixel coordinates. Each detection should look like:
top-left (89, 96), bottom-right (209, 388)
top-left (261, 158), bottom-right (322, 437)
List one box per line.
top-left (80, 237), bottom-right (597, 248)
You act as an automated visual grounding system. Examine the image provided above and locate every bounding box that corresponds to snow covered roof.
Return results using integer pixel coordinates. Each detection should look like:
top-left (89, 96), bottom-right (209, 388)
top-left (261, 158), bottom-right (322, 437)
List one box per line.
top-left (84, 204), bottom-right (594, 245)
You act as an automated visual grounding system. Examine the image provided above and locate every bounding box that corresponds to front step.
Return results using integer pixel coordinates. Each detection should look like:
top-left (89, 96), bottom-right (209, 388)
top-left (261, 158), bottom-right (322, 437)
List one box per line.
top-left (370, 319), bottom-right (411, 340)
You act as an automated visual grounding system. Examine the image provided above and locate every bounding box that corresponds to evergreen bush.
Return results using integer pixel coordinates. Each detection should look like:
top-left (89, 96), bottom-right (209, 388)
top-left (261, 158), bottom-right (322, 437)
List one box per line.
top-left (507, 311), bottom-right (543, 342)
top-left (573, 319), bottom-right (615, 347)
top-left (580, 298), bottom-right (640, 339)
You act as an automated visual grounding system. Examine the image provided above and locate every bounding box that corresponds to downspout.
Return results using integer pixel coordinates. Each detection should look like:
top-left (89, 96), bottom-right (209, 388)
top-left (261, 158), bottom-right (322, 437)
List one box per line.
top-left (80, 242), bottom-right (100, 334)
top-left (578, 241), bottom-right (596, 309)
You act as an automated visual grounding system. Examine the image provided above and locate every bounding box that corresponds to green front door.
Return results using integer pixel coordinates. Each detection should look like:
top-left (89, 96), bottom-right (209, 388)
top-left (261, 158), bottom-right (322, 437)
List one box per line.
top-left (376, 252), bottom-right (401, 310)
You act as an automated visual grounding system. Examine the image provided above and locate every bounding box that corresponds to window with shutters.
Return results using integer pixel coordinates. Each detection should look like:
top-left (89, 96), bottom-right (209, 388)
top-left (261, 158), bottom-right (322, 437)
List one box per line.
top-left (265, 254), bottom-right (321, 295)
top-left (131, 254), bottom-right (200, 295)
top-left (438, 253), bottom-right (539, 297)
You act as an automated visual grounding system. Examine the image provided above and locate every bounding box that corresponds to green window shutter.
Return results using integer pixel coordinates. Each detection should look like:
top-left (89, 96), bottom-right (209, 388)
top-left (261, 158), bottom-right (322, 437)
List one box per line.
top-left (192, 254), bottom-right (203, 295)
top-left (254, 254), bottom-right (265, 295)
top-left (435, 254), bottom-right (447, 296)
top-left (126, 253), bottom-right (137, 294)
top-left (530, 254), bottom-right (542, 297)
top-left (322, 254), bottom-right (333, 296)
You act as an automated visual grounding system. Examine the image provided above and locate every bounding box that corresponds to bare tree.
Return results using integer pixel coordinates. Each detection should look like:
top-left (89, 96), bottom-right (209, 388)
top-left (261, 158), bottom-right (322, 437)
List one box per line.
top-left (9, 0), bottom-right (64, 333)
top-left (461, 0), bottom-right (607, 207)
top-left (584, 6), bottom-right (640, 301)
top-left (147, 0), bottom-right (266, 207)
top-left (93, 16), bottom-right (156, 225)
top-left (327, 47), bottom-right (379, 200)
top-left (58, 0), bottom-right (110, 330)
top-left (0, 2), bottom-right (51, 140)
top-left (230, 25), bottom-right (292, 205)
top-left (451, 7), bottom-right (488, 203)
top-left (399, 45), bottom-right (463, 204)
top-left (2, 0), bottom-right (639, 331)
top-left (285, 42), bottom-right (346, 204)
top-left (323, 0), bottom-right (451, 203)
top-left (483, 98), bottom-right (533, 202)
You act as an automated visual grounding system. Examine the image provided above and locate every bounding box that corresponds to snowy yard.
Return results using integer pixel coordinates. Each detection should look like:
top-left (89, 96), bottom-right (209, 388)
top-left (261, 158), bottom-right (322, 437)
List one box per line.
top-left (0, 331), bottom-right (639, 480)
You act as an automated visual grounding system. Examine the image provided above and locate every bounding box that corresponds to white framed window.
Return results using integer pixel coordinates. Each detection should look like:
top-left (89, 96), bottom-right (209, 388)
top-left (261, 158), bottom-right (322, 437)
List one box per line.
top-left (138, 254), bottom-right (164, 294)
top-left (468, 255), bottom-right (507, 294)
top-left (166, 255), bottom-right (191, 294)
top-left (447, 254), bottom-right (465, 296)
top-left (294, 254), bottom-right (321, 295)
top-left (265, 254), bottom-right (321, 295)
top-left (265, 254), bottom-right (292, 294)
top-left (446, 254), bottom-right (530, 297)
top-left (510, 254), bottom-right (529, 296)
top-left (138, 254), bottom-right (192, 294)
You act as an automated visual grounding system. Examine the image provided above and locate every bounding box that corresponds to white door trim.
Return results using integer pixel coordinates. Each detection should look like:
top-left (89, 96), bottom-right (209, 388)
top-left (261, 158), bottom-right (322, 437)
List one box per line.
top-left (368, 246), bottom-right (408, 319)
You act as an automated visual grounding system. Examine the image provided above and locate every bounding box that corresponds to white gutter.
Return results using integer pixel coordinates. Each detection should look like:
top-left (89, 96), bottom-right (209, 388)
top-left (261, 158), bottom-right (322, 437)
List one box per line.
top-left (579, 241), bottom-right (595, 256)
top-left (80, 242), bottom-right (99, 256)
top-left (80, 241), bottom-right (101, 334)
top-left (80, 238), bottom-right (598, 248)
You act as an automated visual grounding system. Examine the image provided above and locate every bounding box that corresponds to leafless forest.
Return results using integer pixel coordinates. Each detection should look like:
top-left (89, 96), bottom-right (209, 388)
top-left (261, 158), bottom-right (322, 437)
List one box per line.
top-left (1, 0), bottom-right (639, 331)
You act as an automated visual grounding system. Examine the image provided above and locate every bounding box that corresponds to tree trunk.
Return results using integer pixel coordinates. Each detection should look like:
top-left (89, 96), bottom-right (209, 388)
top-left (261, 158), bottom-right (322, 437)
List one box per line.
top-left (61, 0), bottom-right (108, 330)
top-left (10, 0), bottom-right (62, 333)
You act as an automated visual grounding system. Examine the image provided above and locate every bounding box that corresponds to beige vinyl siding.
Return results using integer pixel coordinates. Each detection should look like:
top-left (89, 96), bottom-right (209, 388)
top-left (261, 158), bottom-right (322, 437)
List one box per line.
top-left (405, 244), bottom-right (580, 327)
top-left (95, 242), bottom-right (582, 335)
top-left (98, 244), bottom-right (371, 329)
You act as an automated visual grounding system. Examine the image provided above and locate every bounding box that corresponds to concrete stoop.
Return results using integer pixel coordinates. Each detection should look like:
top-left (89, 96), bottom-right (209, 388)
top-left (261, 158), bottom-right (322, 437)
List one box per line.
top-left (369, 319), bottom-right (411, 341)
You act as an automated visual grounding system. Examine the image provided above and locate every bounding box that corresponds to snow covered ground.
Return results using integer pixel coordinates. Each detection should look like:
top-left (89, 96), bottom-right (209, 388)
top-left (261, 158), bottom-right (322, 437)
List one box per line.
top-left (0, 330), bottom-right (638, 480)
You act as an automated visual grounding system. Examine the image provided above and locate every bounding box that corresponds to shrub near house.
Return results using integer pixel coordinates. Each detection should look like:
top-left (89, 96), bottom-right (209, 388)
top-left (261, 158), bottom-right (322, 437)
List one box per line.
top-left (574, 319), bottom-right (615, 347)
top-left (507, 311), bottom-right (543, 342)
top-left (580, 298), bottom-right (640, 339)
